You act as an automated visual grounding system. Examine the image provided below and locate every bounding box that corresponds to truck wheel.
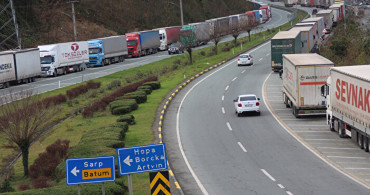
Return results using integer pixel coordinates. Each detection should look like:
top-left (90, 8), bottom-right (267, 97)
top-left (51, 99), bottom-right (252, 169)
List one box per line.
top-left (283, 93), bottom-right (289, 108)
top-left (329, 117), bottom-right (335, 132)
top-left (3, 82), bottom-right (9, 88)
top-left (365, 137), bottom-right (369, 152)
top-left (338, 122), bottom-right (346, 138)
top-left (63, 67), bottom-right (67, 75)
top-left (292, 106), bottom-right (299, 118)
top-left (358, 133), bottom-right (364, 149)
top-left (53, 69), bottom-right (58, 77)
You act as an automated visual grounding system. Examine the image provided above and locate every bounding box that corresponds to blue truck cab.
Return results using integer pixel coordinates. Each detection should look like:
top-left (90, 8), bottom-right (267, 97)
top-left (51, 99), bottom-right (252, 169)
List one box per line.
top-left (88, 40), bottom-right (104, 67)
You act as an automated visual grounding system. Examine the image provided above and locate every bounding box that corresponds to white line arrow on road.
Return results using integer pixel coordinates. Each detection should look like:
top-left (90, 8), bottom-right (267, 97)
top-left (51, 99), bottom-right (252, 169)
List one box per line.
top-left (71, 166), bottom-right (80, 176)
top-left (124, 156), bottom-right (133, 166)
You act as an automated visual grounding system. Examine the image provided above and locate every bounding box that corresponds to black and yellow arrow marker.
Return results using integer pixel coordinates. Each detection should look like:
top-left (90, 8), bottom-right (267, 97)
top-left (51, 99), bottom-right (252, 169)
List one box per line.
top-left (150, 171), bottom-right (171, 195)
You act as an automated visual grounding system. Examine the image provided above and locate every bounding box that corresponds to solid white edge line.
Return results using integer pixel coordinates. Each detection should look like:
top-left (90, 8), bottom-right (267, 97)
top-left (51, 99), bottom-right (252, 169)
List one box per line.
top-left (237, 142), bottom-right (247, 152)
top-left (176, 41), bottom-right (271, 195)
top-left (262, 72), bottom-right (370, 190)
top-left (226, 122), bottom-right (232, 131)
top-left (261, 169), bottom-right (276, 182)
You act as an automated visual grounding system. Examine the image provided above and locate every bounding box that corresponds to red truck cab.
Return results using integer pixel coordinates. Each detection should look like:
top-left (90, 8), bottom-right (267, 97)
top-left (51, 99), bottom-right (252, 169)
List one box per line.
top-left (259, 6), bottom-right (269, 21)
top-left (126, 33), bottom-right (141, 57)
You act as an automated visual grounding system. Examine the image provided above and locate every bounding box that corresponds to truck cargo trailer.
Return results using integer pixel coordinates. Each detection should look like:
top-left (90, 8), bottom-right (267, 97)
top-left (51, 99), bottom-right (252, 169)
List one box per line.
top-left (316, 10), bottom-right (333, 33)
top-left (271, 31), bottom-right (301, 72)
top-left (289, 26), bottom-right (315, 53)
top-left (282, 53), bottom-right (334, 118)
top-left (88, 35), bottom-right (127, 67)
top-left (322, 65), bottom-right (370, 152)
top-left (0, 48), bottom-right (41, 88)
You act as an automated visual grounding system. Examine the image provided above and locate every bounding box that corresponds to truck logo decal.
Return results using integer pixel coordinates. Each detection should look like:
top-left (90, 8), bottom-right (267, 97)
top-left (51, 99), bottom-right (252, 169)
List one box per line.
top-left (335, 78), bottom-right (370, 113)
top-left (0, 63), bottom-right (12, 71)
top-left (71, 43), bottom-right (79, 51)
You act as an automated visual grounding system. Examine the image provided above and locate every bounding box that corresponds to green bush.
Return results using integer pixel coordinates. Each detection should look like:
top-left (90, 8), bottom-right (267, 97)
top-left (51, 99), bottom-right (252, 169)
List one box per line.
top-left (143, 81), bottom-right (161, 90)
top-left (107, 80), bottom-right (121, 90)
top-left (111, 141), bottom-right (125, 149)
top-left (122, 91), bottom-right (147, 104)
top-left (112, 106), bottom-right (131, 115)
top-left (109, 99), bottom-right (138, 112)
top-left (137, 86), bottom-right (152, 94)
top-left (117, 115), bottom-right (135, 125)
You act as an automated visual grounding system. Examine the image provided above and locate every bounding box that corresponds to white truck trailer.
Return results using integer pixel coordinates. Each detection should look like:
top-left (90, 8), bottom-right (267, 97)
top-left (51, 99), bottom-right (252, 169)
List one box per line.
top-left (316, 10), bottom-right (334, 33)
top-left (321, 65), bottom-right (370, 152)
top-left (301, 17), bottom-right (325, 46)
top-left (38, 41), bottom-right (89, 77)
top-left (0, 48), bottom-right (41, 88)
top-left (282, 53), bottom-right (334, 118)
top-left (289, 26), bottom-right (315, 53)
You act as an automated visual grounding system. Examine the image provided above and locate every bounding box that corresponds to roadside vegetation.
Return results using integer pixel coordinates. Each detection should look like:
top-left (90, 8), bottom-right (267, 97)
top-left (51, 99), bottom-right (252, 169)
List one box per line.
top-left (320, 15), bottom-right (370, 65)
top-left (0, 9), bottom-right (308, 194)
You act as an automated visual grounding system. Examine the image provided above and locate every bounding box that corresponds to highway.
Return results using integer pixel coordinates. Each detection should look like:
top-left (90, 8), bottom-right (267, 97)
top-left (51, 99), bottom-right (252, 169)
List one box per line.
top-left (163, 4), bottom-right (370, 195)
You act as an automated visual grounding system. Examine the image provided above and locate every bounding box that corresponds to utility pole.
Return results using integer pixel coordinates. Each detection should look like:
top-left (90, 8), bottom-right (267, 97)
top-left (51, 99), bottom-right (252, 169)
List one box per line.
top-left (9, 0), bottom-right (21, 48)
top-left (179, 0), bottom-right (184, 26)
top-left (0, 0), bottom-right (21, 50)
top-left (68, 1), bottom-right (79, 41)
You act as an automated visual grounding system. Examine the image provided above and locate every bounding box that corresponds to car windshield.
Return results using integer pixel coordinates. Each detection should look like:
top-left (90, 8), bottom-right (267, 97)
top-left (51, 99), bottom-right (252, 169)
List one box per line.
top-left (127, 40), bottom-right (136, 46)
top-left (239, 55), bottom-right (250, 58)
top-left (40, 56), bottom-right (53, 64)
top-left (89, 48), bottom-right (101, 54)
top-left (240, 96), bottom-right (256, 101)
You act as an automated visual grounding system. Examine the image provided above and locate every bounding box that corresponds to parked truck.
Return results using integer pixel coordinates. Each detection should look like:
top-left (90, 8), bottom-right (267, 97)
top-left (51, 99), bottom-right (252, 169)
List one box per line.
top-left (0, 48), bottom-right (41, 88)
top-left (301, 17), bottom-right (325, 46)
top-left (321, 65), bottom-right (370, 152)
top-left (284, 0), bottom-right (295, 7)
top-left (88, 35), bottom-right (127, 67)
top-left (294, 22), bottom-right (319, 49)
top-left (157, 26), bottom-right (181, 51)
top-left (38, 41), bottom-right (88, 77)
top-left (329, 4), bottom-right (341, 26)
top-left (271, 31), bottom-right (301, 72)
top-left (316, 10), bottom-right (333, 33)
top-left (180, 22), bottom-right (210, 47)
top-left (282, 53), bottom-right (334, 118)
top-left (289, 26), bottom-right (315, 53)
top-left (126, 30), bottom-right (160, 57)
top-left (206, 17), bottom-right (230, 37)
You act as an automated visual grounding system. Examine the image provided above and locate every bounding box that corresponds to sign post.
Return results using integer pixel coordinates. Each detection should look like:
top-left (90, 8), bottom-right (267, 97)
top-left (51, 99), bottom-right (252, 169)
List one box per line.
top-left (66, 156), bottom-right (116, 192)
top-left (116, 143), bottom-right (168, 195)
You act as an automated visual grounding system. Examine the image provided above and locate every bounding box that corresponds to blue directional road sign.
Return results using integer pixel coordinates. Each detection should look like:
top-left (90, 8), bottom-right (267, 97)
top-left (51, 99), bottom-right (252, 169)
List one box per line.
top-left (116, 143), bottom-right (168, 175)
top-left (66, 156), bottom-right (115, 185)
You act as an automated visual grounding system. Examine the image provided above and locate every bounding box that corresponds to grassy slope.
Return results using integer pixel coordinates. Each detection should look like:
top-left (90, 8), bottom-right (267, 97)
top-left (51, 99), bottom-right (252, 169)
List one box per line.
top-left (3, 9), bottom-right (308, 194)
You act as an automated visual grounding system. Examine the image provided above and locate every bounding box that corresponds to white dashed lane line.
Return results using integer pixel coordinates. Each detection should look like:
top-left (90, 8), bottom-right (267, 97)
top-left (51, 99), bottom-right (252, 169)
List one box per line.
top-left (237, 142), bottom-right (247, 153)
top-left (226, 122), bottom-right (232, 131)
top-left (225, 85), bottom-right (229, 91)
top-left (241, 70), bottom-right (246, 73)
top-left (232, 77), bottom-right (237, 82)
top-left (222, 107), bottom-right (225, 114)
top-left (261, 169), bottom-right (276, 182)
top-left (259, 58), bottom-right (263, 61)
top-left (222, 95), bottom-right (224, 101)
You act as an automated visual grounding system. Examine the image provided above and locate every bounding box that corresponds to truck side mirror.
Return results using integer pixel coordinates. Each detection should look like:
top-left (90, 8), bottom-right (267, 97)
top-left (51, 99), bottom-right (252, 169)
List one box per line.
top-left (321, 84), bottom-right (328, 98)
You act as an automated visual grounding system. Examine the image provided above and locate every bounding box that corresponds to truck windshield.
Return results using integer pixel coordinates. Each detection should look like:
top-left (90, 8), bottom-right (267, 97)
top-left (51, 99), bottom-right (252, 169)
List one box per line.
top-left (89, 48), bottom-right (101, 54)
top-left (40, 56), bottom-right (54, 64)
top-left (127, 40), bottom-right (136, 46)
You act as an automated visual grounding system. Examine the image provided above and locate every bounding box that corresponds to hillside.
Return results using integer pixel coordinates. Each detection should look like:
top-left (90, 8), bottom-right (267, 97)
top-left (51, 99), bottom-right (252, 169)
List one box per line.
top-left (13, 0), bottom-right (253, 48)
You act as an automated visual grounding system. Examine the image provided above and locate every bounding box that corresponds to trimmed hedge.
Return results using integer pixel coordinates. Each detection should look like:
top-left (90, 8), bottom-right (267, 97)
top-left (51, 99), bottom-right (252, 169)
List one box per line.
top-left (112, 106), bottom-right (131, 115)
top-left (137, 86), bottom-right (152, 94)
top-left (121, 91), bottom-right (147, 104)
top-left (143, 81), bottom-right (161, 90)
top-left (109, 99), bottom-right (138, 112)
top-left (116, 115), bottom-right (135, 125)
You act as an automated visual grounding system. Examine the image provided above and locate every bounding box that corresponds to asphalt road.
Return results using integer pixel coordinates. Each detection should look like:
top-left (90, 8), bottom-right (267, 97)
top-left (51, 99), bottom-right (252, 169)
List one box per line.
top-left (164, 39), bottom-right (369, 194)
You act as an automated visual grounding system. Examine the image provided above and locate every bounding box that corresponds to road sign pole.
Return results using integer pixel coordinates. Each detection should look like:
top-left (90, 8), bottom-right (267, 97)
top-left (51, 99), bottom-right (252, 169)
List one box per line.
top-left (102, 182), bottom-right (105, 195)
top-left (128, 174), bottom-right (133, 195)
top-left (77, 184), bottom-right (80, 195)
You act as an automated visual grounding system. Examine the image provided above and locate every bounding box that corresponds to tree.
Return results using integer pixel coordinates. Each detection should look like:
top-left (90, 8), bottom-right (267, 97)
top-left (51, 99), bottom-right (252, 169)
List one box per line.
top-left (0, 89), bottom-right (59, 177)
top-left (230, 15), bottom-right (248, 46)
top-left (179, 26), bottom-right (197, 64)
top-left (209, 19), bottom-right (227, 55)
top-left (245, 19), bottom-right (259, 42)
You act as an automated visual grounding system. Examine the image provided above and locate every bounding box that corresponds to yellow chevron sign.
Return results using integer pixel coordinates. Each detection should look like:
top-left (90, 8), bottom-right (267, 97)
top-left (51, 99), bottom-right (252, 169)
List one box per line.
top-left (150, 171), bottom-right (171, 195)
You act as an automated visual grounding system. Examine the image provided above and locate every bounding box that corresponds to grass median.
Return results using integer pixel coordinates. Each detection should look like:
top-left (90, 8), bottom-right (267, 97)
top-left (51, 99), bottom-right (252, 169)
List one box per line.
top-left (2, 9), bottom-right (308, 194)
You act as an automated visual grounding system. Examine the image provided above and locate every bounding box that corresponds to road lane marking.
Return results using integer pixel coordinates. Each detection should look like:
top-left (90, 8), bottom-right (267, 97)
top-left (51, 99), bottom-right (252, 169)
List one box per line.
top-left (345, 168), bottom-right (370, 170)
top-left (237, 142), bottom-right (247, 152)
top-left (241, 70), bottom-right (246, 73)
top-left (225, 85), bottom-right (229, 91)
top-left (226, 122), bottom-right (232, 131)
top-left (278, 184), bottom-right (285, 189)
top-left (266, 53), bottom-right (270, 56)
top-left (222, 96), bottom-right (224, 101)
top-left (286, 191), bottom-right (294, 195)
top-left (327, 156), bottom-right (369, 159)
top-left (261, 169), bottom-right (276, 182)
top-left (232, 77), bottom-right (237, 82)
top-left (222, 107), bottom-right (225, 114)
top-left (318, 147), bottom-right (358, 150)
top-left (259, 58), bottom-right (263, 61)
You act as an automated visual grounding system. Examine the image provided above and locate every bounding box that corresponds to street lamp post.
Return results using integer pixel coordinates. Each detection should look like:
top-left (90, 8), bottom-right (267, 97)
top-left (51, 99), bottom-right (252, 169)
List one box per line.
top-left (179, 0), bottom-right (184, 26)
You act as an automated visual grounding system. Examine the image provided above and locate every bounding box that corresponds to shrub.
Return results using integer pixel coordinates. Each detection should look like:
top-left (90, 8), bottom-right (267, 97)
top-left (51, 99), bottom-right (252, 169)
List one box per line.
top-left (222, 46), bottom-right (231, 52)
top-left (109, 99), bottom-right (138, 112)
top-left (29, 140), bottom-right (69, 180)
top-left (66, 81), bottom-right (101, 99)
top-left (112, 106), bottom-right (131, 115)
top-left (107, 80), bottom-right (121, 90)
top-left (0, 179), bottom-right (14, 193)
top-left (143, 81), bottom-right (161, 90)
top-left (42, 94), bottom-right (67, 108)
top-left (33, 176), bottom-right (50, 189)
top-left (117, 115), bottom-right (135, 125)
top-left (86, 89), bottom-right (99, 98)
top-left (137, 86), bottom-right (152, 94)
top-left (111, 142), bottom-right (125, 149)
top-left (173, 59), bottom-right (181, 65)
top-left (19, 184), bottom-right (31, 191)
top-left (113, 122), bottom-right (129, 132)
top-left (199, 51), bottom-right (206, 56)
top-left (122, 91), bottom-right (147, 104)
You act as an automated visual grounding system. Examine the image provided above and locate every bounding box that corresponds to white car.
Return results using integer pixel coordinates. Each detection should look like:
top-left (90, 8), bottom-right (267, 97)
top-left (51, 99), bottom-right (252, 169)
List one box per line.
top-left (237, 54), bottom-right (253, 66)
top-left (234, 94), bottom-right (261, 116)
